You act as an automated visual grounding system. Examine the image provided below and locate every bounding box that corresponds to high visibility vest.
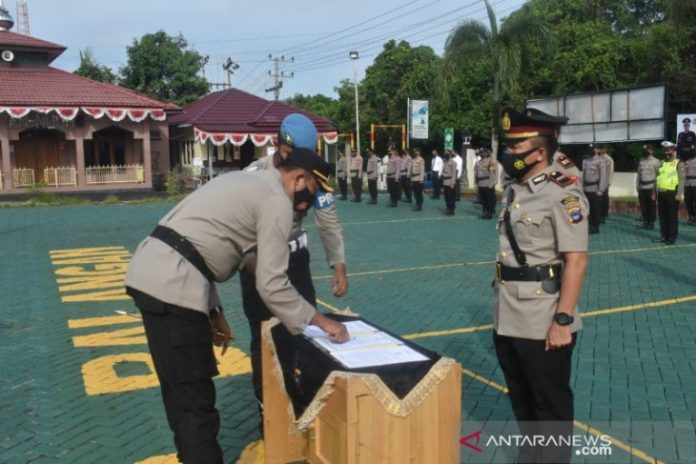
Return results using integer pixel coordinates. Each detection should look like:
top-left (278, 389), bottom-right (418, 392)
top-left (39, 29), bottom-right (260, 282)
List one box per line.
top-left (656, 160), bottom-right (679, 191)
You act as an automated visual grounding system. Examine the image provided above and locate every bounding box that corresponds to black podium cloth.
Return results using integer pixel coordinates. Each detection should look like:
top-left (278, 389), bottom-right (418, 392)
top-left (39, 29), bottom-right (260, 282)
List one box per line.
top-left (270, 314), bottom-right (441, 418)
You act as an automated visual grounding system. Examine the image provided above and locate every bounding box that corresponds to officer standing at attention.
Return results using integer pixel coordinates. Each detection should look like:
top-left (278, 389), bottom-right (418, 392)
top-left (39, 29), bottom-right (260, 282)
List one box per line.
top-left (350, 149), bottom-right (363, 202)
top-left (582, 144), bottom-right (607, 234)
top-left (475, 148), bottom-right (498, 219)
top-left (441, 150), bottom-right (457, 215)
top-left (241, 114), bottom-right (348, 432)
top-left (653, 141), bottom-right (686, 244)
top-left (636, 144), bottom-right (660, 230)
top-left (677, 117), bottom-right (696, 162)
top-left (386, 147), bottom-right (402, 207)
top-left (454, 149), bottom-right (464, 202)
top-left (494, 107), bottom-right (588, 464)
top-left (411, 147), bottom-right (426, 211)
top-left (336, 150), bottom-right (348, 200)
top-left (597, 144), bottom-right (614, 223)
top-left (431, 148), bottom-right (444, 199)
top-left (125, 149), bottom-right (349, 463)
top-left (366, 149), bottom-right (379, 204)
top-left (400, 148), bottom-right (413, 203)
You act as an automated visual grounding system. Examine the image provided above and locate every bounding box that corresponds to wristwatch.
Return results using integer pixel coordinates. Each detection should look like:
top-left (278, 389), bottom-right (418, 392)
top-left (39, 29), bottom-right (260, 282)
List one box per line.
top-left (210, 305), bottom-right (224, 317)
top-left (554, 312), bottom-right (574, 326)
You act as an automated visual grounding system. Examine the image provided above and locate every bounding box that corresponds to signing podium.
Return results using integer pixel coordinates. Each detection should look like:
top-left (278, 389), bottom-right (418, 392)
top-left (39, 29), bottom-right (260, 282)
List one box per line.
top-left (261, 315), bottom-right (462, 464)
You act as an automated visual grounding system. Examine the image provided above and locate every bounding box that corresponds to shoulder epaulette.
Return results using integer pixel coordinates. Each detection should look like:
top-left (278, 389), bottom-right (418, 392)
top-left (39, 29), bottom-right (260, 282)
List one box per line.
top-left (548, 171), bottom-right (577, 188)
top-left (556, 154), bottom-right (575, 169)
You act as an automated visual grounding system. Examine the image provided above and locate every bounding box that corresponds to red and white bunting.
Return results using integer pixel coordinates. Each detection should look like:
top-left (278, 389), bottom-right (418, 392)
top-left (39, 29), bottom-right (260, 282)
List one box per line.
top-left (193, 127), bottom-right (337, 146)
top-left (251, 134), bottom-right (273, 147)
top-left (321, 132), bottom-right (339, 144)
top-left (0, 106), bottom-right (167, 122)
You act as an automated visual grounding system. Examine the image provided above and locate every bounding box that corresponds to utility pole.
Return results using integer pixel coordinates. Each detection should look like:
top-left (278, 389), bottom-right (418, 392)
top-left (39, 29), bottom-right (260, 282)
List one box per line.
top-left (222, 57), bottom-right (239, 89)
top-left (265, 54), bottom-right (294, 101)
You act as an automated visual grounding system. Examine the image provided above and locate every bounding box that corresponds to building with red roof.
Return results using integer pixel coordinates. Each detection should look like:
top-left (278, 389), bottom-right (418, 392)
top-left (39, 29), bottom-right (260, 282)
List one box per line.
top-left (0, 12), bottom-right (175, 194)
top-left (169, 88), bottom-right (337, 174)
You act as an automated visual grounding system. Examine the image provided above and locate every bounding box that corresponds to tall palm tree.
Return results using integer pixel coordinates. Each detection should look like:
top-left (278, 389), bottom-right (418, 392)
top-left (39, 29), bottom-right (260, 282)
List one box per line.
top-left (444, 0), bottom-right (549, 156)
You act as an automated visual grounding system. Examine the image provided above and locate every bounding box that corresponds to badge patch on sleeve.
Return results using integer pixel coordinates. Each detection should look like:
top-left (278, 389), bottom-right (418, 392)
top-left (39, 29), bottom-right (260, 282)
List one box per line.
top-left (313, 191), bottom-right (335, 209)
top-left (561, 195), bottom-right (583, 223)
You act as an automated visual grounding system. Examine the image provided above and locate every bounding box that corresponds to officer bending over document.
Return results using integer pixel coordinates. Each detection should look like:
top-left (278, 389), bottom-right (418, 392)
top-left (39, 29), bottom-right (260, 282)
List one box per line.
top-left (125, 148), bottom-right (349, 464)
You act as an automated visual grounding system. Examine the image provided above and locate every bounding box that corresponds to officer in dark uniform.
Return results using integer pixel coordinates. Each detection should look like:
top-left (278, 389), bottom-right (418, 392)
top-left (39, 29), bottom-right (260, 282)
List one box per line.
top-left (677, 117), bottom-right (696, 162)
top-left (494, 107), bottom-right (588, 463)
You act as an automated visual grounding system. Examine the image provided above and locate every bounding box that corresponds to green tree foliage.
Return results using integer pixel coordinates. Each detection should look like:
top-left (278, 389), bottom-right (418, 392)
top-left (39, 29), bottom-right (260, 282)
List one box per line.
top-left (119, 31), bottom-right (209, 106)
top-left (74, 48), bottom-right (117, 84)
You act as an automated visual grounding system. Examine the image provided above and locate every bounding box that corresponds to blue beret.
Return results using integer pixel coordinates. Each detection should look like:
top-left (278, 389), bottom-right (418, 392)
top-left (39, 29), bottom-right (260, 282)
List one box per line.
top-left (279, 113), bottom-right (318, 149)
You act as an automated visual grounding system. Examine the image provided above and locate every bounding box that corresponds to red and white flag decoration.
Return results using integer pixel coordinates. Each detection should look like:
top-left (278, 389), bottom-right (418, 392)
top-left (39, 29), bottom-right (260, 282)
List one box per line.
top-left (192, 127), bottom-right (338, 146)
top-left (0, 106), bottom-right (167, 122)
top-left (321, 132), bottom-right (339, 144)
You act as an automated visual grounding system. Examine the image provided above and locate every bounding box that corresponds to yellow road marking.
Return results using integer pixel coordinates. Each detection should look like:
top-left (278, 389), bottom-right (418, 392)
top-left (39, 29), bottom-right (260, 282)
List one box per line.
top-left (316, 298), bottom-right (342, 313)
top-left (315, 243), bottom-right (696, 280)
top-left (460, 368), bottom-right (665, 464)
top-left (306, 215), bottom-right (473, 228)
top-left (404, 324), bottom-right (495, 340)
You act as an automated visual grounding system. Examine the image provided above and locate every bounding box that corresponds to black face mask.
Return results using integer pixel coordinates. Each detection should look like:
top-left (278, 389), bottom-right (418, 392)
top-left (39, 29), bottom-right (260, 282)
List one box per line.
top-left (501, 146), bottom-right (541, 180)
top-left (293, 186), bottom-right (316, 212)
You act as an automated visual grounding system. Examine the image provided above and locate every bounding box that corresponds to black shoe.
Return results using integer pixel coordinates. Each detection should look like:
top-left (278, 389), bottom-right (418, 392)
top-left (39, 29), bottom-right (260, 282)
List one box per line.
top-left (351, 198), bottom-right (361, 202)
top-left (412, 206), bottom-right (422, 211)
top-left (600, 219), bottom-right (606, 224)
top-left (444, 210), bottom-right (454, 216)
top-left (665, 239), bottom-right (675, 245)
top-left (589, 227), bottom-right (599, 234)
top-left (652, 237), bottom-right (665, 243)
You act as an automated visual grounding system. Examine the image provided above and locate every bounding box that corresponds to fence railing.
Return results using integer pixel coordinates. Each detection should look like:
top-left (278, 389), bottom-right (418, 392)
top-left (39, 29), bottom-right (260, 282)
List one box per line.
top-left (12, 168), bottom-right (35, 187)
top-left (86, 165), bottom-right (144, 184)
top-left (44, 167), bottom-right (77, 187)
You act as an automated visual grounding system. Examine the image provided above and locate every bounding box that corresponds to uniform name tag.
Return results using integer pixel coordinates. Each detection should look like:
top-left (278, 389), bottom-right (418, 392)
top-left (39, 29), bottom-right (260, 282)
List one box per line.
top-left (314, 191), bottom-right (335, 209)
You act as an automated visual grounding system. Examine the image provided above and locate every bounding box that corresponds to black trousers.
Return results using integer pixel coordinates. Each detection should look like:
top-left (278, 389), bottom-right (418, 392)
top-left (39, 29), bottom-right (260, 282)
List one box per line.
top-left (638, 189), bottom-right (656, 225)
top-left (601, 186), bottom-right (610, 219)
top-left (401, 177), bottom-right (412, 201)
top-left (387, 178), bottom-right (400, 205)
top-left (658, 190), bottom-right (680, 241)
top-left (239, 248), bottom-right (316, 421)
top-left (351, 177), bottom-right (362, 200)
top-left (128, 288), bottom-right (223, 464)
top-left (494, 332), bottom-right (576, 464)
top-left (585, 191), bottom-right (602, 232)
top-left (479, 186), bottom-right (496, 216)
top-left (413, 181), bottom-right (424, 207)
top-left (455, 179), bottom-right (461, 201)
top-left (338, 177), bottom-right (348, 198)
top-left (444, 185), bottom-right (456, 212)
top-left (368, 178), bottom-right (378, 201)
top-left (432, 173), bottom-right (441, 198)
top-left (685, 185), bottom-right (696, 219)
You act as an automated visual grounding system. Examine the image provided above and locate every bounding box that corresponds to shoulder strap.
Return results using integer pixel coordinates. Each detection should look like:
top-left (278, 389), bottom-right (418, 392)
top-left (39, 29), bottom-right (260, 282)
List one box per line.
top-left (503, 188), bottom-right (527, 267)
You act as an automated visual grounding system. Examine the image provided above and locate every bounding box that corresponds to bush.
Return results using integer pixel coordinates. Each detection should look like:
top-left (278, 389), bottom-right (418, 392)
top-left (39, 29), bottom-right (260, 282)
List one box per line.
top-left (103, 194), bottom-right (120, 204)
top-left (165, 166), bottom-right (187, 196)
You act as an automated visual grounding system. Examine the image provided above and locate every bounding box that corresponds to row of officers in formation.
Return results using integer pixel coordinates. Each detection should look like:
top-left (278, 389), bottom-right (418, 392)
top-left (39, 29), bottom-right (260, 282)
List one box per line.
top-left (335, 146), bottom-right (498, 216)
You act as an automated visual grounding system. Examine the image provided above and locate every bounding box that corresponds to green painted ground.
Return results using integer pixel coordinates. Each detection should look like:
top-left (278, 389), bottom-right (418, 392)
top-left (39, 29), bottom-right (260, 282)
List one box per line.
top-left (1, 193), bottom-right (695, 463)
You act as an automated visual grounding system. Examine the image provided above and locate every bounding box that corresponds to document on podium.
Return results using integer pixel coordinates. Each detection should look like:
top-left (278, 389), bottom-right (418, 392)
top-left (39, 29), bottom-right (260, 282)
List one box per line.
top-left (302, 320), bottom-right (429, 368)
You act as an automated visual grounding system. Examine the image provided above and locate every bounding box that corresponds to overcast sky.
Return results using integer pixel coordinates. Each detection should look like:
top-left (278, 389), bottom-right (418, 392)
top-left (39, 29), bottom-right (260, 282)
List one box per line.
top-left (7, 0), bottom-right (526, 99)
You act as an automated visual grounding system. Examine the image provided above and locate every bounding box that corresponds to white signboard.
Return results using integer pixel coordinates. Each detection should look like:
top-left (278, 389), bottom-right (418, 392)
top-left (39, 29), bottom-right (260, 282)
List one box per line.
top-left (410, 99), bottom-right (429, 139)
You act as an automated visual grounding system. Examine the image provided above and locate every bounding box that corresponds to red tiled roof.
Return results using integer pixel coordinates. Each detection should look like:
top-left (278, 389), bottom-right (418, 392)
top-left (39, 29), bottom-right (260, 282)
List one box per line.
top-left (169, 88), bottom-right (334, 133)
top-left (0, 31), bottom-right (66, 62)
top-left (0, 67), bottom-right (172, 108)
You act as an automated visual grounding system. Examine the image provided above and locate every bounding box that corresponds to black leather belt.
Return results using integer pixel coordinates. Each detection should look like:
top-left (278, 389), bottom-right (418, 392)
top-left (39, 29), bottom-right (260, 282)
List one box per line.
top-left (496, 262), bottom-right (562, 282)
top-left (151, 225), bottom-right (215, 282)
top-left (687, 176), bottom-right (696, 179)
top-left (639, 180), bottom-right (654, 184)
top-left (583, 181), bottom-right (598, 186)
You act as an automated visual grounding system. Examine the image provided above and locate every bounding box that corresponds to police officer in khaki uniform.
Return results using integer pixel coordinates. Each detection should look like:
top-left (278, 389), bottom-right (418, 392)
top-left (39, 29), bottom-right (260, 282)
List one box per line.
top-left (636, 144), bottom-right (660, 230)
top-left (677, 117), bottom-right (696, 162)
top-left (400, 149), bottom-right (413, 203)
top-left (582, 145), bottom-right (607, 234)
top-left (366, 149), bottom-right (379, 204)
top-left (241, 114), bottom-right (348, 433)
top-left (684, 149), bottom-right (696, 225)
top-left (411, 148), bottom-right (426, 211)
top-left (125, 149), bottom-right (349, 463)
top-left (441, 150), bottom-right (457, 215)
top-left (598, 145), bottom-right (614, 222)
top-left (653, 141), bottom-right (686, 244)
top-left (475, 148), bottom-right (498, 219)
top-left (336, 151), bottom-right (348, 200)
top-left (350, 149), bottom-right (363, 202)
top-left (494, 107), bottom-right (588, 464)
top-left (386, 148), bottom-right (402, 207)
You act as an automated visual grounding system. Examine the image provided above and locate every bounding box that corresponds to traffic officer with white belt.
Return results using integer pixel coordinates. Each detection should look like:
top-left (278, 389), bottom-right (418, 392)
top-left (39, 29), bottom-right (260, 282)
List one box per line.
top-left (242, 114), bottom-right (348, 432)
top-left (653, 141), bottom-right (685, 244)
top-left (636, 144), bottom-right (660, 230)
top-left (494, 107), bottom-right (589, 464)
top-left (125, 148), bottom-right (349, 463)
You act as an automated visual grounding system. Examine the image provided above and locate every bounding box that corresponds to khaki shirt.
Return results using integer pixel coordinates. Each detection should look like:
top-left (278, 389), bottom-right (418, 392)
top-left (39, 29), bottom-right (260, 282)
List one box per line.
top-left (636, 155), bottom-right (660, 190)
top-left (387, 154), bottom-right (401, 179)
top-left (494, 166), bottom-right (588, 340)
top-left (400, 155), bottom-right (412, 179)
top-left (336, 156), bottom-right (347, 179)
top-left (441, 158), bottom-right (457, 188)
top-left (125, 169), bottom-right (316, 334)
top-left (475, 157), bottom-right (497, 188)
top-left (366, 155), bottom-right (379, 180)
top-left (684, 157), bottom-right (696, 187)
top-left (248, 155), bottom-right (345, 266)
top-left (601, 153), bottom-right (614, 185)
top-left (350, 154), bottom-right (363, 179)
top-left (582, 156), bottom-right (607, 193)
top-left (411, 157), bottom-right (425, 182)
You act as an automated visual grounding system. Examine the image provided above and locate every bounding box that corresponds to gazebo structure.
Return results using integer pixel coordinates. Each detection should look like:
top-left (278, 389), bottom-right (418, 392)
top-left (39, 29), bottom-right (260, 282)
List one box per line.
top-left (0, 8), bottom-right (175, 194)
top-left (168, 88), bottom-right (338, 176)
